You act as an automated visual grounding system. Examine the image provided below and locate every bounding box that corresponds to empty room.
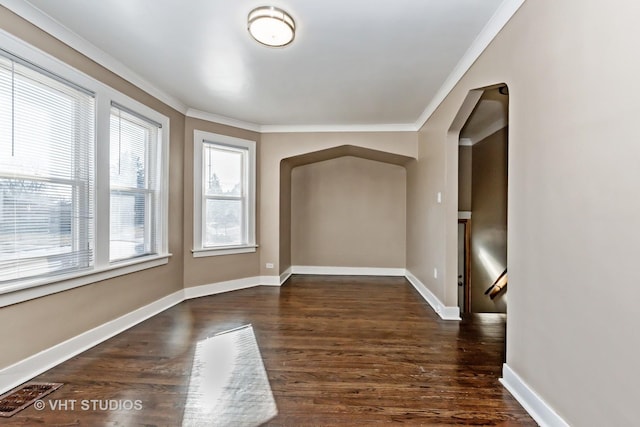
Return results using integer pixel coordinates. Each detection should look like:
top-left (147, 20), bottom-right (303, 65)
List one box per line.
top-left (0, 0), bottom-right (637, 425)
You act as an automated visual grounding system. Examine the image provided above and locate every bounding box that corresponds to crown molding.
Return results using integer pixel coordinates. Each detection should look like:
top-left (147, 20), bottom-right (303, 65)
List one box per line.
top-left (0, 0), bottom-right (189, 114)
top-left (186, 109), bottom-right (262, 133)
top-left (260, 122), bottom-right (417, 133)
top-left (414, 0), bottom-right (526, 130)
top-left (1, 0), bottom-right (525, 133)
top-left (186, 110), bottom-right (418, 133)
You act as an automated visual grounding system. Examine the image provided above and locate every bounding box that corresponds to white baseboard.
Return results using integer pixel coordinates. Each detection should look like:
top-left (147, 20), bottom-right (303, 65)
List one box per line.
top-left (257, 267), bottom-right (291, 286)
top-left (183, 276), bottom-right (262, 299)
top-left (501, 364), bottom-right (570, 427)
top-left (259, 275), bottom-right (281, 286)
top-left (0, 289), bottom-right (184, 395)
top-left (404, 270), bottom-right (461, 320)
top-left (291, 265), bottom-right (406, 277)
top-left (279, 267), bottom-right (292, 284)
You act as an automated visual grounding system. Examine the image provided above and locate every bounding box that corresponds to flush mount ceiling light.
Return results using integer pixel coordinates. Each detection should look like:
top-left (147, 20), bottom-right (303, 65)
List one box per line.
top-left (248, 6), bottom-right (295, 47)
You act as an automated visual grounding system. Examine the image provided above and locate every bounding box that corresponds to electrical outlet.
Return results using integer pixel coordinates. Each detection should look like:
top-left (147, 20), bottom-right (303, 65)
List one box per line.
top-left (437, 192), bottom-right (442, 204)
top-left (433, 268), bottom-right (438, 279)
top-left (266, 263), bottom-right (274, 269)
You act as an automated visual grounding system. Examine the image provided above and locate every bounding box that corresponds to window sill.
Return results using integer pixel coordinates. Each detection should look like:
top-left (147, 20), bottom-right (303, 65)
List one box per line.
top-left (192, 245), bottom-right (258, 258)
top-left (0, 254), bottom-right (172, 308)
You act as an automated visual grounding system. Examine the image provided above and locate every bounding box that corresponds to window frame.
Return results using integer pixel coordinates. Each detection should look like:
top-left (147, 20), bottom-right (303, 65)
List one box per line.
top-left (0, 53), bottom-right (95, 282)
top-left (193, 130), bottom-right (256, 257)
top-left (109, 104), bottom-right (164, 263)
top-left (0, 29), bottom-right (171, 308)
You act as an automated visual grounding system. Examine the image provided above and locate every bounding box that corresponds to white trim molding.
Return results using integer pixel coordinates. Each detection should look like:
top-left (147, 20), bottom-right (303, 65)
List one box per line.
top-left (0, 290), bottom-right (183, 395)
top-left (0, 255), bottom-right (171, 309)
top-left (405, 270), bottom-right (461, 320)
top-left (192, 245), bottom-right (258, 258)
top-left (501, 364), bottom-right (570, 427)
top-left (259, 276), bottom-right (280, 286)
top-left (186, 109), bottom-right (261, 133)
top-left (458, 211), bottom-right (472, 220)
top-left (183, 277), bottom-right (264, 300)
top-left (415, 0), bottom-right (525, 130)
top-left (279, 267), bottom-right (292, 285)
top-left (192, 131), bottom-right (257, 256)
top-left (291, 265), bottom-right (406, 277)
top-left (260, 123), bottom-right (417, 134)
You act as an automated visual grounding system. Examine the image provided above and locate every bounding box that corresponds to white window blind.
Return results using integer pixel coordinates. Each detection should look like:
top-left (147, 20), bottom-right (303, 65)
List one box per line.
top-left (0, 51), bottom-right (95, 283)
top-left (109, 104), bottom-right (162, 262)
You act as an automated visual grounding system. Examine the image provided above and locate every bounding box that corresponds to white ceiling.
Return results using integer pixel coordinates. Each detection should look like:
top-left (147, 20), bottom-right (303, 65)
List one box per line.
top-left (1, 0), bottom-right (523, 131)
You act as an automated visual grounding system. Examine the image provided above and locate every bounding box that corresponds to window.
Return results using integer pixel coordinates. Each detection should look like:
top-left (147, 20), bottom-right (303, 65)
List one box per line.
top-left (0, 33), bottom-right (170, 305)
top-left (0, 50), bottom-right (95, 283)
top-left (110, 104), bottom-right (163, 262)
top-left (193, 131), bottom-right (256, 256)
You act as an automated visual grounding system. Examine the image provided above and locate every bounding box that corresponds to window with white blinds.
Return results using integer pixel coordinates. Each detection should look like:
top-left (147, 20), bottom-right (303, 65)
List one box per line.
top-left (0, 51), bottom-right (95, 283)
top-left (109, 105), bottom-right (162, 262)
top-left (0, 35), bottom-right (169, 301)
top-left (193, 131), bottom-right (256, 257)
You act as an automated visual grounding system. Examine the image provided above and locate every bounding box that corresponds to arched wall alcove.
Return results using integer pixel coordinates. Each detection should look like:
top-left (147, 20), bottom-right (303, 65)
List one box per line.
top-left (279, 145), bottom-right (414, 274)
top-left (259, 132), bottom-right (417, 278)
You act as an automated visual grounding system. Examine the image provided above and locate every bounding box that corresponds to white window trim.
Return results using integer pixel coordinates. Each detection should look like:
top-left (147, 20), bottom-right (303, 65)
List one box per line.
top-left (0, 29), bottom-right (171, 306)
top-left (0, 255), bottom-right (170, 308)
top-left (108, 103), bottom-right (165, 263)
top-left (193, 130), bottom-right (256, 257)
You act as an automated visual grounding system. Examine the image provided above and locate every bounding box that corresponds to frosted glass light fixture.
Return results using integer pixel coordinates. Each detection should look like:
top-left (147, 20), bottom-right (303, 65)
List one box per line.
top-left (248, 6), bottom-right (295, 47)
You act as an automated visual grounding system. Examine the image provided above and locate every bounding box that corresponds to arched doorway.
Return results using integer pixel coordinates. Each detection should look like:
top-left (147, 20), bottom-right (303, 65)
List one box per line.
top-left (452, 84), bottom-right (509, 315)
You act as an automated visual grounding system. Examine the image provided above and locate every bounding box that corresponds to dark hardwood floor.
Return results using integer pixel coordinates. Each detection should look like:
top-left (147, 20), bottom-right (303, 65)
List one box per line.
top-left (4, 275), bottom-right (535, 426)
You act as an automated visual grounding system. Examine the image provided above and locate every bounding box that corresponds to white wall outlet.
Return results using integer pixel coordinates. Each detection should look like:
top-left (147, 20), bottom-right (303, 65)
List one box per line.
top-left (433, 268), bottom-right (438, 279)
top-left (437, 192), bottom-right (442, 204)
top-left (266, 263), bottom-right (274, 269)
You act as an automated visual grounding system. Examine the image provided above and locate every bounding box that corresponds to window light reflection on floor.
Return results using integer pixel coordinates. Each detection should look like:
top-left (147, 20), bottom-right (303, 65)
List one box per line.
top-left (182, 324), bottom-right (277, 426)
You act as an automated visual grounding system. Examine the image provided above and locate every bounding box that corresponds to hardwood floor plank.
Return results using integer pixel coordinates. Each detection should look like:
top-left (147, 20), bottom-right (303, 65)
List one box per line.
top-left (4, 275), bottom-right (534, 426)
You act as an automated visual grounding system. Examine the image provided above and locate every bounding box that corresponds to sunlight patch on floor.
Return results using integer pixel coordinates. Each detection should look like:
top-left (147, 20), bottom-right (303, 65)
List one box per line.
top-left (182, 324), bottom-right (277, 427)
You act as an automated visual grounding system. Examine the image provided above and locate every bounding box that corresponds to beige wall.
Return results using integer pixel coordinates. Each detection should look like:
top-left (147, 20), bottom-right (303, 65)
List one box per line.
top-left (260, 132), bottom-right (418, 275)
top-left (457, 145), bottom-right (472, 211)
top-left (0, 7), bottom-right (184, 369)
top-left (291, 156), bottom-right (406, 268)
top-left (470, 128), bottom-right (507, 313)
top-left (182, 117), bottom-right (261, 287)
top-left (407, 0), bottom-right (640, 425)
top-left (279, 161), bottom-right (292, 272)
